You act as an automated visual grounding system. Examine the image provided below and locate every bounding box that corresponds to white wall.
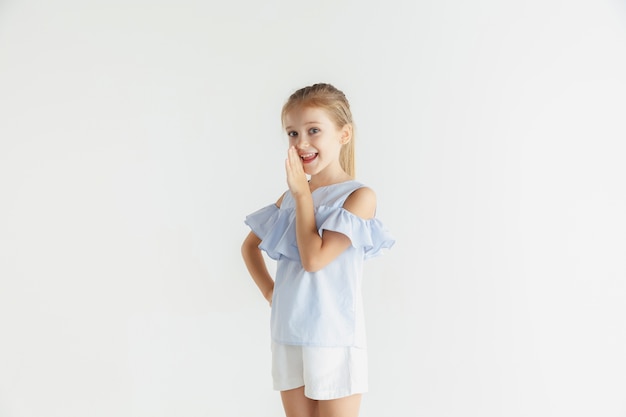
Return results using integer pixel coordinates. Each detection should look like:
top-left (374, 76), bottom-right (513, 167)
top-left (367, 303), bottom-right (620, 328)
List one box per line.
top-left (1, 1), bottom-right (625, 416)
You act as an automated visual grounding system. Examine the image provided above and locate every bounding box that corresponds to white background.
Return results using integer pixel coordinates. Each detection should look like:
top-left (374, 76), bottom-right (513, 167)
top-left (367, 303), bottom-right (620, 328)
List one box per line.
top-left (1, 1), bottom-right (625, 416)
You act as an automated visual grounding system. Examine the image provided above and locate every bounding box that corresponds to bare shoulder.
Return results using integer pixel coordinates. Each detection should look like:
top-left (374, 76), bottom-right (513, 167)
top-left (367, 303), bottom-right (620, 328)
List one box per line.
top-left (343, 186), bottom-right (377, 220)
top-left (275, 192), bottom-right (286, 208)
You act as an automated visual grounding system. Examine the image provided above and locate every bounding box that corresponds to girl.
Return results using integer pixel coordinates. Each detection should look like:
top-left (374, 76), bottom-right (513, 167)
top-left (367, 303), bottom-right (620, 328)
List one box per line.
top-left (241, 83), bottom-right (394, 417)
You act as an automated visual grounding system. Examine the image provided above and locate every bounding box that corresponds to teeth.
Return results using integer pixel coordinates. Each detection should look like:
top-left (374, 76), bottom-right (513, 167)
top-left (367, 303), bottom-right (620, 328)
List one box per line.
top-left (301, 153), bottom-right (316, 159)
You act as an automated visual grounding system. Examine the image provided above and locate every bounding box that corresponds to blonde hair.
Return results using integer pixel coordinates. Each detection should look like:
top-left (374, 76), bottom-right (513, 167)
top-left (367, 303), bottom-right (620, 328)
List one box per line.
top-left (281, 83), bottom-right (356, 178)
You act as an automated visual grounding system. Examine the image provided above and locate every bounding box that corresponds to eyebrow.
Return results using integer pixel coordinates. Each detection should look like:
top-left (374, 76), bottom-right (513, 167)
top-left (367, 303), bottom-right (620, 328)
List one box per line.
top-left (285, 121), bottom-right (320, 130)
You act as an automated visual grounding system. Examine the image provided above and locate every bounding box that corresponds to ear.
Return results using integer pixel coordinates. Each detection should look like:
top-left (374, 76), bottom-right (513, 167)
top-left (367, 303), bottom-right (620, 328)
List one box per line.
top-left (340, 123), bottom-right (352, 145)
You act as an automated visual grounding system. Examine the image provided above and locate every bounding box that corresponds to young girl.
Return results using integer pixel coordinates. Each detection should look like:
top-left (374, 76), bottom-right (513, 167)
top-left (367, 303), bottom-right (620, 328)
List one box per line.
top-left (241, 83), bottom-right (394, 417)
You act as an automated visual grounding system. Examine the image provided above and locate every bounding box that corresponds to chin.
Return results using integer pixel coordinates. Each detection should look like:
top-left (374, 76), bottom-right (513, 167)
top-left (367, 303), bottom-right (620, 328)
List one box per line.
top-left (304, 167), bottom-right (320, 176)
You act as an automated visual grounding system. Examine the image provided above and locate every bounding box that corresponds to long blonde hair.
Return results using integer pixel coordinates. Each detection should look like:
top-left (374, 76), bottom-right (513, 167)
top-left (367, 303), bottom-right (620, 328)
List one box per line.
top-left (281, 83), bottom-right (356, 178)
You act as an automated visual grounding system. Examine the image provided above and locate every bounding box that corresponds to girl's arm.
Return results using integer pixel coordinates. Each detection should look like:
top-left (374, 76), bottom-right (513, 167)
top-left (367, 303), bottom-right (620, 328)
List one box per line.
top-left (241, 231), bottom-right (274, 305)
top-left (241, 194), bottom-right (285, 306)
top-left (286, 147), bottom-right (377, 273)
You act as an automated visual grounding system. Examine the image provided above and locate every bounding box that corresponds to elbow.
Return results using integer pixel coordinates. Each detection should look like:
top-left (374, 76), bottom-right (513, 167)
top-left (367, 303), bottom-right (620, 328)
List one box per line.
top-left (301, 257), bottom-right (324, 273)
top-left (302, 263), bottom-right (321, 273)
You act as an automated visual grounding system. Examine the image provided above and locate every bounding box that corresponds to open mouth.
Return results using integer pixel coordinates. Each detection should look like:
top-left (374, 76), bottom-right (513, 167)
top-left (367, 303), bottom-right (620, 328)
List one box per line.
top-left (300, 153), bottom-right (318, 163)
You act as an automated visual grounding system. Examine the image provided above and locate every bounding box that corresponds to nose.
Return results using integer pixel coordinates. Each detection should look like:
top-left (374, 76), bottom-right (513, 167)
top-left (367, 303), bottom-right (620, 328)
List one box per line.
top-left (293, 135), bottom-right (309, 149)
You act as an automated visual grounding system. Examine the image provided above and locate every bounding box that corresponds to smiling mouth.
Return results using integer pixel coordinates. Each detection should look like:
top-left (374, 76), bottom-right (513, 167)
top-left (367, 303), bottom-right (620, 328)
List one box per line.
top-left (300, 153), bottom-right (318, 163)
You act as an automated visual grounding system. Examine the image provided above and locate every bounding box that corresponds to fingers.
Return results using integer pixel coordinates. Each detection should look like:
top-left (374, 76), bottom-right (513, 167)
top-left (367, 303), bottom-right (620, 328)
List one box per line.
top-left (285, 146), bottom-right (309, 195)
top-left (285, 146), bottom-right (303, 178)
top-left (287, 146), bottom-right (302, 171)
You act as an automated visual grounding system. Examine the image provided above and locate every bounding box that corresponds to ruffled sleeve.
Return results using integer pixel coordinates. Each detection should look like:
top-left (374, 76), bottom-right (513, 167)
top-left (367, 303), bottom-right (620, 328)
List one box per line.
top-left (244, 204), bottom-right (301, 261)
top-left (316, 205), bottom-right (395, 259)
top-left (245, 203), bottom-right (395, 262)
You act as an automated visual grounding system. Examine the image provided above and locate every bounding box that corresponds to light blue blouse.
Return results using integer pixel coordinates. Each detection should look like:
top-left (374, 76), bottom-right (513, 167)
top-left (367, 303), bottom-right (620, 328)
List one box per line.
top-left (244, 180), bottom-right (395, 348)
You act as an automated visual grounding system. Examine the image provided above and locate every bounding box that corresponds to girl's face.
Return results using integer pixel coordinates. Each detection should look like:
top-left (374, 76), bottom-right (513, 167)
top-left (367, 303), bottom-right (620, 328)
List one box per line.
top-left (283, 106), bottom-right (350, 178)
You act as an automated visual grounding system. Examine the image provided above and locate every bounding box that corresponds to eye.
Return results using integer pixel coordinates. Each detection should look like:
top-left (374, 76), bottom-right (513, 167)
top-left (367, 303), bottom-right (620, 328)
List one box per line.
top-left (287, 131), bottom-right (298, 137)
top-left (309, 127), bottom-right (320, 134)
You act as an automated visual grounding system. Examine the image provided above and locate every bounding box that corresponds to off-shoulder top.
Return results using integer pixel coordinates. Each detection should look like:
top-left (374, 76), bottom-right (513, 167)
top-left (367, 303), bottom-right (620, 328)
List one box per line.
top-left (244, 180), bottom-right (395, 347)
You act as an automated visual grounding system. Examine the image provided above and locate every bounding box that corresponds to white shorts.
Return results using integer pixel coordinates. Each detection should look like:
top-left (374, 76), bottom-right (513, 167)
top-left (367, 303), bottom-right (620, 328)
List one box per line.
top-left (271, 342), bottom-right (368, 400)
